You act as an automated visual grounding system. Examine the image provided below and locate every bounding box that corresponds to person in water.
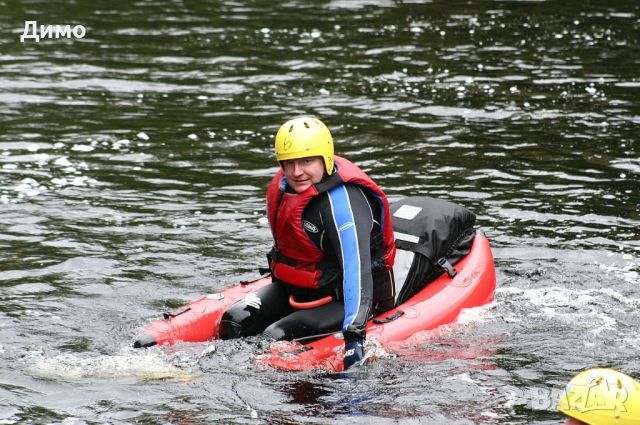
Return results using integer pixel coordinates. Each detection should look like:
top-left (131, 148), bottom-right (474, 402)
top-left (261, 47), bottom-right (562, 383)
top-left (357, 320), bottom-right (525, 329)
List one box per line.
top-left (220, 116), bottom-right (396, 370)
top-left (558, 368), bottom-right (640, 425)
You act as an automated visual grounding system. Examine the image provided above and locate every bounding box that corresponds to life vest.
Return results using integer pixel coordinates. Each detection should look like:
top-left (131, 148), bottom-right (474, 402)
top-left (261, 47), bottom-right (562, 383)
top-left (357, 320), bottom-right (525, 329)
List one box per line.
top-left (266, 155), bottom-right (396, 289)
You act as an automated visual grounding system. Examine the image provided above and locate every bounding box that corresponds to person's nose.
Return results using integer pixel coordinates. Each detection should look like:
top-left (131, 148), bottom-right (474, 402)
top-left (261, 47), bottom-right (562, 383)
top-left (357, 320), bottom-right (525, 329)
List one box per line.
top-left (292, 161), bottom-right (304, 176)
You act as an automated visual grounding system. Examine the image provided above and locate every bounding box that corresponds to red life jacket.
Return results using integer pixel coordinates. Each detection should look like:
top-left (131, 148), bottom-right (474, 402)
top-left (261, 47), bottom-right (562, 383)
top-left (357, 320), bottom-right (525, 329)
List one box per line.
top-left (266, 155), bottom-right (396, 289)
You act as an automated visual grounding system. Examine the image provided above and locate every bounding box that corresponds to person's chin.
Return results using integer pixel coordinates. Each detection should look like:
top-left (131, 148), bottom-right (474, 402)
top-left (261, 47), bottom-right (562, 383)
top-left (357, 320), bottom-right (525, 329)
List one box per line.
top-left (292, 182), bottom-right (311, 193)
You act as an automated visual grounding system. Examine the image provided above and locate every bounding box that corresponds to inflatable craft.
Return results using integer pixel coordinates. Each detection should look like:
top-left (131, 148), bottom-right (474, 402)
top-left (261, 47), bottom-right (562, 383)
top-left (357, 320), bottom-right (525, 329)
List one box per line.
top-left (134, 197), bottom-right (497, 372)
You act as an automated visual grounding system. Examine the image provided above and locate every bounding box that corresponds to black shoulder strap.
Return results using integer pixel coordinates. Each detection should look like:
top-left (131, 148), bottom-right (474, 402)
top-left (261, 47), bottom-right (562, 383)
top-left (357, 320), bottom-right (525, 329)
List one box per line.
top-left (314, 172), bottom-right (344, 194)
top-left (395, 240), bottom-right (457, 278)
top-left (395, 239), bottom-right (434, 260)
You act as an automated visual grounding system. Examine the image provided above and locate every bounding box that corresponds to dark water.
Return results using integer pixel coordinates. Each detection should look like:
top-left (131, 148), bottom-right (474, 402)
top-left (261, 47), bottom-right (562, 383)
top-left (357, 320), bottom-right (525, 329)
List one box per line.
top-left (1, 1), bottom-right (639, 423)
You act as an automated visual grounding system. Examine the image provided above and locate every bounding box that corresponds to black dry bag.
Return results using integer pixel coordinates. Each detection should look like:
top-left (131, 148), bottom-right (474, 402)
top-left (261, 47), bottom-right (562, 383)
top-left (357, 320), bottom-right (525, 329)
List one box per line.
top-left (391, 196), bottom-right (476, 305)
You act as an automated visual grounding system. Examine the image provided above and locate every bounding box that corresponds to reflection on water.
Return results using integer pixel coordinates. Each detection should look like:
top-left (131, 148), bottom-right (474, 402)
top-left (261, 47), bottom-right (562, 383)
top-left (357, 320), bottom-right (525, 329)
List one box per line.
top-left (1, 0), bottom-right (639, 423)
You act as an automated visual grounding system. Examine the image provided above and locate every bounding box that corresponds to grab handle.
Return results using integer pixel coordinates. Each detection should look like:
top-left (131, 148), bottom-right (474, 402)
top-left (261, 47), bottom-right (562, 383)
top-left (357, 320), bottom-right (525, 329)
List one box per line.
top-left (288, 295), bottom-right (332, 310)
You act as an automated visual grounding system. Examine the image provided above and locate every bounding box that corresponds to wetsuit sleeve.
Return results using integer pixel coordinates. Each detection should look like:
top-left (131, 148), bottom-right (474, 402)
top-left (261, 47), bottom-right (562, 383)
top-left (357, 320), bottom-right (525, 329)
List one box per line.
top-left (324, 184), bottom-right (376, 339)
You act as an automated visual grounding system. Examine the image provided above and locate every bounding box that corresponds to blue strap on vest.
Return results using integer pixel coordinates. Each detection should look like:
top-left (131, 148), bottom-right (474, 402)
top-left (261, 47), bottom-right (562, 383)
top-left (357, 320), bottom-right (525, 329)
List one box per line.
top-left (327, 184), bottom-right (361, 332)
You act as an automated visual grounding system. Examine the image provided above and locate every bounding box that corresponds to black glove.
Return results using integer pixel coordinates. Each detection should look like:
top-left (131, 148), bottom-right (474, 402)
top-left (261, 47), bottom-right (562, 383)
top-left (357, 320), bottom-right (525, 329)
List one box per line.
top-left (343, 336), bottom-right (365, 370)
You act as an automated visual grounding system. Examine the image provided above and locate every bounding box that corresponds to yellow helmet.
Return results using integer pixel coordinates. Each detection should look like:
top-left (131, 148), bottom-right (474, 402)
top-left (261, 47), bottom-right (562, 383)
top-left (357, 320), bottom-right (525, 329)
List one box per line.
top-left (558, 368), bottom-right (640, 425)
top-left (274, 117), bottom-right (334, 175)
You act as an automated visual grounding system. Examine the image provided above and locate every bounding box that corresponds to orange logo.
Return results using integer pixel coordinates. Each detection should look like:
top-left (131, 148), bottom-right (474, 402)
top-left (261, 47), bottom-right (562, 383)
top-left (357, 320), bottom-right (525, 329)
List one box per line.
top-left (283, 138), bottom-right (292, 151)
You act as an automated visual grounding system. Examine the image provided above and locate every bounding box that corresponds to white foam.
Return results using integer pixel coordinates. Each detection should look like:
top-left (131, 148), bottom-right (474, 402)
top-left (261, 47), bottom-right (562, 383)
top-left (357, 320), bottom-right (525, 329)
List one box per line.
top-left (497, 286), bottom-right (630, 336)
top-left (33, 153), bottom-right (50, 165)
top-left (14, 178), bottom-right (44, 197)
top-left (25, 350), bottom-right (190, 380)
top-left (51, 177), bottom-right (69, 186)
top-left (456, 303), bottom-right (497, 325)
top-left (362, 337), bottom-right (393, 363)
top-left (112, 139), bottom-right (131, 150)
top-left (70, 176), bottom-right (90, 186)
top-left (447, 372), bottom-right (477, 384)
top-left (54, 157), bottom-right (72, 167)
top-left (597, 258), bottom-right (639, 286)
top-left (71, 145), bottom-right (94, 152)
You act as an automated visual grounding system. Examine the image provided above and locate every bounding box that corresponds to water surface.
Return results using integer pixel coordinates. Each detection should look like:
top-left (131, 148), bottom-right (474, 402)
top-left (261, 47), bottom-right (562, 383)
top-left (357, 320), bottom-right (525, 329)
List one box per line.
top-left (1, 1), bottom-right (639, 423)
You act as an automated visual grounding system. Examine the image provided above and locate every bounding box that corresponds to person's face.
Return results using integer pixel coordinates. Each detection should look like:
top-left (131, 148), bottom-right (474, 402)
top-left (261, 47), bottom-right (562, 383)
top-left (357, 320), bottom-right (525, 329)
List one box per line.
top-left (281, 156), bottom-right (325, 193)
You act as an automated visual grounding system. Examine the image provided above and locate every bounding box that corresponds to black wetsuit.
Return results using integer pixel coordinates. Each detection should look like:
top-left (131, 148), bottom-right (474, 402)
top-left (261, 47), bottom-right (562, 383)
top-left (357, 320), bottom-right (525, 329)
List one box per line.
top-left (220, 182), bottom-right (395, 342)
